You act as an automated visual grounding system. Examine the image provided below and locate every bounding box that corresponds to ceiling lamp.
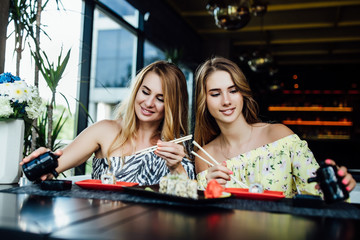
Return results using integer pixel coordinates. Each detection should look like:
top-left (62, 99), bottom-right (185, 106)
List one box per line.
top-left (247, 50), bottom-right (274, 73)
top-left (206, 0), bottom-right (218, 15)
top-left (239, 50), bottom-right (277, 75)
top-left (207, 0), bottom-right (268, 30)
top-left (250, 0), bottom-right (267, 17)
top-left (214, 5), bottom-right (250, 30)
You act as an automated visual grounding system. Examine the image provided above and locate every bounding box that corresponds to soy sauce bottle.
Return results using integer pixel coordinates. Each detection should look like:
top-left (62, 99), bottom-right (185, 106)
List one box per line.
top-left (307, 161), bottom-right (349, 204)
top-left (22, 151), bottom-right (59, 181)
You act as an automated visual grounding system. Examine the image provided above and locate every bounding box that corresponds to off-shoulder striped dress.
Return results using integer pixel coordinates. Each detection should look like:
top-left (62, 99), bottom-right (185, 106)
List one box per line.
top-left (92, 152), bottom-right (195, 185)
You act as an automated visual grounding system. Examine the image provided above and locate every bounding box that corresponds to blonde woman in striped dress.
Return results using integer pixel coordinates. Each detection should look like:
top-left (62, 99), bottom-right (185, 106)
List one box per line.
top-left (22, 61), bottom-right (195, 185)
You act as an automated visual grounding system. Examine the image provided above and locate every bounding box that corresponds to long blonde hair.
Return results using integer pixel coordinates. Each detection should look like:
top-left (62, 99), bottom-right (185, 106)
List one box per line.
top-left (107, 61), bottom-right (189, 158)
top-left (194, 57), bottom-right (259, 147)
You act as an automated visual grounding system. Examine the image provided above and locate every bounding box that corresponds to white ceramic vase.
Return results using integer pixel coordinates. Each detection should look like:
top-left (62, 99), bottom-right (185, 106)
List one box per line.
top-left (0, 119), bottom-right (25, 184)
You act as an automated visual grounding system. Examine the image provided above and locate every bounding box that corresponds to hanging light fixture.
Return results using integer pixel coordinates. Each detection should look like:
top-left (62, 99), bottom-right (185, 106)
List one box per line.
top-left (206, 0), bottom-right (218, 15)
top-left (247, 50), bottom-right (274, 72)
top-left (250, 0), bottom-right (268, 17)
top-left (214, 4), bottom-right (250, 30)
top-left (237, 2), bottom-right (275, 75)
top-left (207, 0), bottom-right (268, 30)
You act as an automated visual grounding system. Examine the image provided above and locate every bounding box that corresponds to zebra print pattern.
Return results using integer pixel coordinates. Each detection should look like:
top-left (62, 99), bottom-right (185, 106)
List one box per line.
top-left (91, 152), bottom-right (195, 186)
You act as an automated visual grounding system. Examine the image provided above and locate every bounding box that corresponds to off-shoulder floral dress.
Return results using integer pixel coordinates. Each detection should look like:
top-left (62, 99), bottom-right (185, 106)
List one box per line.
top-left (92, 152), bottom-right (195, 186)
top-left (197, 134), bottom-right (321, 198)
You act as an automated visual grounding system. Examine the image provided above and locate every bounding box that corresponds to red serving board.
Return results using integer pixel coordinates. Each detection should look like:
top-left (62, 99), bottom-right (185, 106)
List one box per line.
top-left (75, 179), bottom-right (138, 191)
top-left (225, 188), bottom-right (285, 201)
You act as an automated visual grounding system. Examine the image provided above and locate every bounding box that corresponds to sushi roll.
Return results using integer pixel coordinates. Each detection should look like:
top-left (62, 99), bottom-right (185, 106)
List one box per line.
top-left (186, 180), bottom-right (198, 199)
top-left (159, 176), bottom-right (168, 193)
top-left (159, 173), bottom-right (198, 199)
top-left (101, 172), bottom-right (116, 184)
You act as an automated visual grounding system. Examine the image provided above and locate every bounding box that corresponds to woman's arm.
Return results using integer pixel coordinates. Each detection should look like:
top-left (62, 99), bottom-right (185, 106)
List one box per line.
top-left (21, 120), bottom-right (119, 180)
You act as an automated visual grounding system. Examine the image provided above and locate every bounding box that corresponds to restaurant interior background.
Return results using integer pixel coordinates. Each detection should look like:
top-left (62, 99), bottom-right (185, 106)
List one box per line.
top-left (2, 0), bottom-right (360, 174)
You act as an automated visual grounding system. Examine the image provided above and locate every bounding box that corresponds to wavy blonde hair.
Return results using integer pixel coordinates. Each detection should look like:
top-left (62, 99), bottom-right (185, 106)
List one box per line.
top-left (194, 57), bottom-right (259, 147)
top-left (107, 61), bottom-right (189, 159)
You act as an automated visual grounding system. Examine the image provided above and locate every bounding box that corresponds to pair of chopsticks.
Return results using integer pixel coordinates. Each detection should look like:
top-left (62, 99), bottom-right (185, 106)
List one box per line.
top-left (293, 176), bottom-right (301, 195)
top-left (191, 140), bottom-right (249, 189)
top-left (134, 134), bottom-right (193, 157)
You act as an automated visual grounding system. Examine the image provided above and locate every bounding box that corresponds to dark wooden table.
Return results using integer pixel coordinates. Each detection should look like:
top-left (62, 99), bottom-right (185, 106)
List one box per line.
top-left (0, 184), bottom-right (359, 240)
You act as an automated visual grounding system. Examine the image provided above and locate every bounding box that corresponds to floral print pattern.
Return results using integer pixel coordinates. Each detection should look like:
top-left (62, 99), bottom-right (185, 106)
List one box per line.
top-left (197, 134), bottom-right (321, 198)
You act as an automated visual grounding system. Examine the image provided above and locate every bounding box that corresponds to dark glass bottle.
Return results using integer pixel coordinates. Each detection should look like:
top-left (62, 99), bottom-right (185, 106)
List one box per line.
top-left (22, 151), bottom-right (59, 181)
top-left (308, 161), bottom-right (349, 204)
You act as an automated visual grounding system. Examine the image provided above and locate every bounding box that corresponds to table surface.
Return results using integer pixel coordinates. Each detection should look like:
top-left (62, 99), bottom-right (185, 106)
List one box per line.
top-left (0, 183), bottom-right (360, 240)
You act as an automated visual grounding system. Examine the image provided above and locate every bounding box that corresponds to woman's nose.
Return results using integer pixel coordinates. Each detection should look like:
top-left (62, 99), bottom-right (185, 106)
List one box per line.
top-left (222, 93), bottom-right (231, 106)
top-left (144, 96), bottom-right (155, 107)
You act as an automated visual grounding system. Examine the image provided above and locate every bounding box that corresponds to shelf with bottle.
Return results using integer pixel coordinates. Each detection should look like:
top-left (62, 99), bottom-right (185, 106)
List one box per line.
top-left (268, 106), bottom-right (352, 112)
top-left (265, 88), bottom-right (359, 141)
top-left (282, 119), bottom-right (352, 126)
top-left (275, 113), bottom-right (353, 127)
top-left (267, 89), bottom-right (357, 111)
top-left (280, 90), bottom-right (360, 95)
top-left (289, 126), bottom-right (352, 141)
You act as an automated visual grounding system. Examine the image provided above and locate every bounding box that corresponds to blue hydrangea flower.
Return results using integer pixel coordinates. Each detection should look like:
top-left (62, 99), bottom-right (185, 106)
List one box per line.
top-left (0, 72), bottom-right (21, 84)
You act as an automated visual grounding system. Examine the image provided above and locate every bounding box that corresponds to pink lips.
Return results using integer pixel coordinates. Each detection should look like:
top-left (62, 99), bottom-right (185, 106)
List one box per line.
top-left (141, 107), bottom-right (154, 116)
top-left (220, 107), bottom-right (235, 116)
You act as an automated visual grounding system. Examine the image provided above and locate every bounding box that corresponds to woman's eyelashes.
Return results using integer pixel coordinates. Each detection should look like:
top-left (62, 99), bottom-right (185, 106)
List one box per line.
top-left (210, 91), bottom-right (220, 97)
top-left (142, 89), bottom-right (150, 95)
top-left (142, 89), bottom-right (164, 102)
top-left (209, 88), bottom-right (239, 97)
top-left (230, 88), bottom-right (239, 94)
top-left (156, 96), bottom-right (164, 102)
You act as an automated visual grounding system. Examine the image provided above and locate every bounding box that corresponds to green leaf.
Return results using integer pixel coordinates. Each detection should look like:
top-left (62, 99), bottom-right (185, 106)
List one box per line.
top-left (31, 47), bottom-right (71, 96)
top-left (34, 108), bottom-right (68, 151)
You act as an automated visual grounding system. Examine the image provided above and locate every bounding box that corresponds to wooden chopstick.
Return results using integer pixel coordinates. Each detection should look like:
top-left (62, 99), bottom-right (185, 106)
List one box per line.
top-left (293, 176), bottom-right (301, 195)
top-left (192, 141), bottom-right (249, 188)
top-left (192, 141), bottom-right (218, 165)
top-left (191, 151), bottom-right (215, 167)
top-left (134, 134), bottom-right (193, 156)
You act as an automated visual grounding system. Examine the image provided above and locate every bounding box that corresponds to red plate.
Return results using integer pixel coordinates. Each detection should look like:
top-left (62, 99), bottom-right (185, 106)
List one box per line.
top-left (225, 188), bottom-right (285, 201)
top-left (75, 179), bottom-right (138, 191)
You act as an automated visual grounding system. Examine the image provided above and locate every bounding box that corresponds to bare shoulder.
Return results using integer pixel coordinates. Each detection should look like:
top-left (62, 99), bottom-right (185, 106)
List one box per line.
top-left (92, 119), bottom-right (122, 130)
top-left (62, 119), bottom-right (123, 162)
top-left (264, 123), bottom-right (294, 140)
top-left (252, 122), bottom-right (293, 143)
top-left (80, 119), bottom-right (122, 138)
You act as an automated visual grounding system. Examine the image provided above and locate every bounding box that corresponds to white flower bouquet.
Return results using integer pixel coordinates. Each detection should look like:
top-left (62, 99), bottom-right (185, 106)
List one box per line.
top-left (0, 72), bottom-right (43, 120)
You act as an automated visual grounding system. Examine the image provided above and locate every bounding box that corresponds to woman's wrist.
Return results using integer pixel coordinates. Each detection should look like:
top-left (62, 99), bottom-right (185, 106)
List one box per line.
top-left (170, 164), bottom-right (186, 175)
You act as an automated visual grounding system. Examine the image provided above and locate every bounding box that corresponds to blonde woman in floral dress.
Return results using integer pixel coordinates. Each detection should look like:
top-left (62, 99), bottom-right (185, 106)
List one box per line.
top-left (194, 57), bottom-right (356, 198)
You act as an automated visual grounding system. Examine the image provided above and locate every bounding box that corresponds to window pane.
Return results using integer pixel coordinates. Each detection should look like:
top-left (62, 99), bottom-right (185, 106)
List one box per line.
top-left (99, 0), bottom-right (139, 28)
top-left (89, 7), bottom-right (137, 117)
top-left (144, 40), bottom-right (166, 66)
top-left (95, 29), bottom-right (135, 88)
top-left (92, 7), bottom-right (136, 89)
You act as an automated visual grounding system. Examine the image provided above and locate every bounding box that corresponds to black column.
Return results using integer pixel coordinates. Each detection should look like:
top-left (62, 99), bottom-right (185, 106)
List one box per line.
top-left (75, 0), bottom-right (94, 175)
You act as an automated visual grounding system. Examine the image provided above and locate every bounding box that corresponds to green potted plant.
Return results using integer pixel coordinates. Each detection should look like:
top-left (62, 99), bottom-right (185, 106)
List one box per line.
top-left (31, 47), bottom-right (71, 148)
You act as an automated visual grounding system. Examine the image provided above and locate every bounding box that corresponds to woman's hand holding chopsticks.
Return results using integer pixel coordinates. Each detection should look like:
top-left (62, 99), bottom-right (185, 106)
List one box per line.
top-left (205, 161), bottom-right (233, 186)
top-left (154, 140), bottom-right (187, 174)
top-left (135, 135), bottom-right (192, 156)
top-left (134, 135), bottom-right (192, 174)
top-left (192, 141), bottom-right (248, 188)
